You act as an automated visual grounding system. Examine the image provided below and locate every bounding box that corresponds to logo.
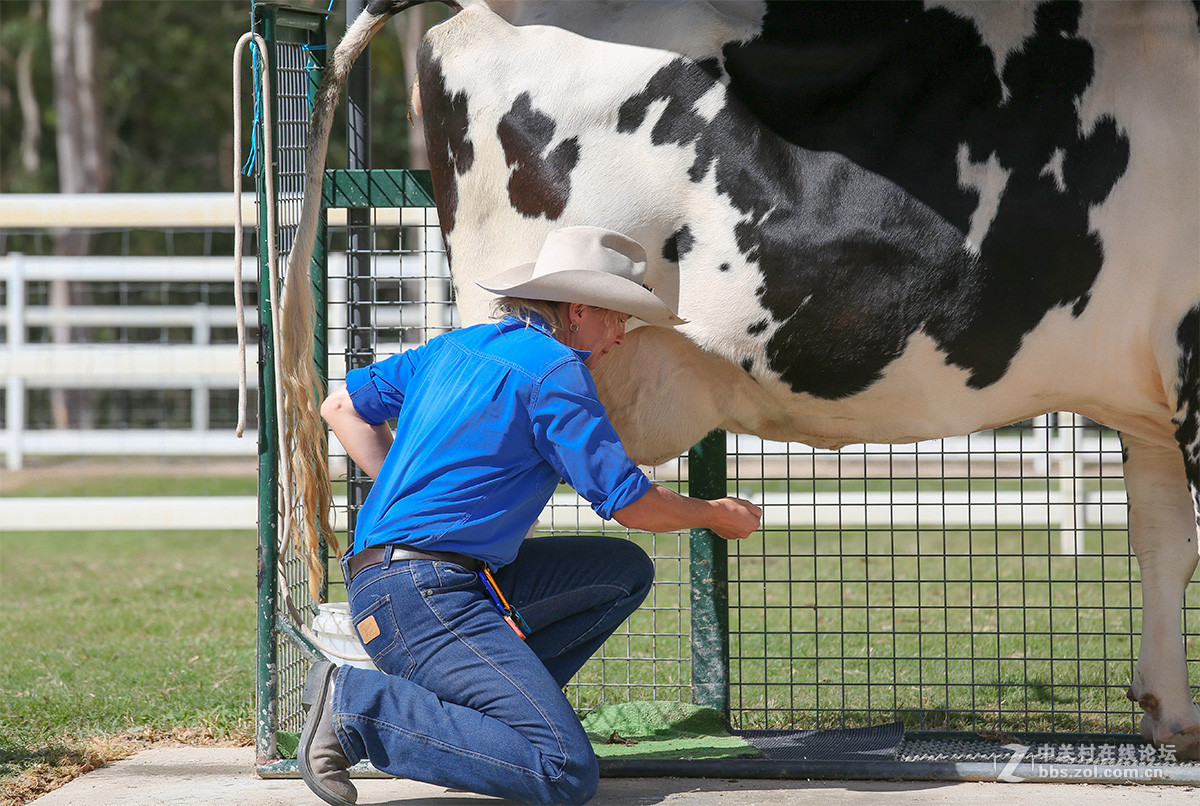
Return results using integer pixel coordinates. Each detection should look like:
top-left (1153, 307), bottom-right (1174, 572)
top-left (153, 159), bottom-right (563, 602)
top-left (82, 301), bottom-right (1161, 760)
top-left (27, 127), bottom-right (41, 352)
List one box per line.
top-left (1004, 743), bottom-right (1177, 782)
top-left (908, 742), bottom-right (1179, 782)
top-left (997, 743), bottom-right (1029, 782)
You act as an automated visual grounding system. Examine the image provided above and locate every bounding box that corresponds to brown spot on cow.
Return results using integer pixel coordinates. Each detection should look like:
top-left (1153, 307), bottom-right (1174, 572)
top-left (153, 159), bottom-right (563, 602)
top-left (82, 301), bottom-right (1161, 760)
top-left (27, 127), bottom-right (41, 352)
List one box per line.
top-left (497, 93), bottom-right (579, 220)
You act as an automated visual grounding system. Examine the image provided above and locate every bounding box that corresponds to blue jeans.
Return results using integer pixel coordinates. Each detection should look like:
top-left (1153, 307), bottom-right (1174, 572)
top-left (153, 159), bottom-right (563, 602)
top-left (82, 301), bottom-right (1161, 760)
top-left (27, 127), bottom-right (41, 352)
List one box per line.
top-left (331, 535), bottom-right (653, 805)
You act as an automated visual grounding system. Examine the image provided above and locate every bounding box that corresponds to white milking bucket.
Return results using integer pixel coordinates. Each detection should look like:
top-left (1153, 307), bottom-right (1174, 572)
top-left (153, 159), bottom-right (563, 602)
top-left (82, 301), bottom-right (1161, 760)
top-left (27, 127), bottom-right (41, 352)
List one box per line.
top-left (310, 602), bottom-right (379, 671)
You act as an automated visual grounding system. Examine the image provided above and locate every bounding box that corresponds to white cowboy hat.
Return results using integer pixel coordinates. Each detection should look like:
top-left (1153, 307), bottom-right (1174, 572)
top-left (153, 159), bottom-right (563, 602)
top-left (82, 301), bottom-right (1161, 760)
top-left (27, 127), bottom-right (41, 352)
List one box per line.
top-left (477, 226), bottom-right (686, 326)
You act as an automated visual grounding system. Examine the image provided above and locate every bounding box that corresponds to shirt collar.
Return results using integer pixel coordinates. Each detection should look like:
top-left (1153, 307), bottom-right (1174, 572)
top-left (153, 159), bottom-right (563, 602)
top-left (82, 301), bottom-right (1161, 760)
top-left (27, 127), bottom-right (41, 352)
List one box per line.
top-left (500, 313), bottom-right (592, 362)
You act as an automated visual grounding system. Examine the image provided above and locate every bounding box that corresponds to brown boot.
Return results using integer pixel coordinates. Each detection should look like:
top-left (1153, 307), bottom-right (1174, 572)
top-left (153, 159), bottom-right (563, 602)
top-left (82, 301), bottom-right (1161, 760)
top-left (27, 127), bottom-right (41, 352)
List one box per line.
top-left (298, 661), bottom-right (358, 806)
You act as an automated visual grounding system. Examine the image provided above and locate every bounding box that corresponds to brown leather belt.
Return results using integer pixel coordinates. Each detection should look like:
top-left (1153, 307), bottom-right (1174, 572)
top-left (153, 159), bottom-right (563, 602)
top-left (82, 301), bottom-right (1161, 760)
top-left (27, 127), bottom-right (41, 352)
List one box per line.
top-left (346, 544), bottom-right (484, 583)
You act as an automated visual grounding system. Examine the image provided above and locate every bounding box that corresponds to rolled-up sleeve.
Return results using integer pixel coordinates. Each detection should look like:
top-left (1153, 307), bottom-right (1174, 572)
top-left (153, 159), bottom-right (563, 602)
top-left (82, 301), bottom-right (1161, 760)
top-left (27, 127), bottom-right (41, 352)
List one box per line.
top-left (529, 359), bottom-right (651, 519)
top-left (344, 350), bottom-right (422, 425)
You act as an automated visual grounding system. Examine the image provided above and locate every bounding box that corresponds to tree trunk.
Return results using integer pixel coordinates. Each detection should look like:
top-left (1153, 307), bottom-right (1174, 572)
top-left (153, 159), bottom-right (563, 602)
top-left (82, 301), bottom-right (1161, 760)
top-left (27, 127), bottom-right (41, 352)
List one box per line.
top-left (49, 0), bottom-right (107, 198)
top-left (15, 1), bottom-right (45, 177)
top-left (48, 0), bottom-right (107, 428)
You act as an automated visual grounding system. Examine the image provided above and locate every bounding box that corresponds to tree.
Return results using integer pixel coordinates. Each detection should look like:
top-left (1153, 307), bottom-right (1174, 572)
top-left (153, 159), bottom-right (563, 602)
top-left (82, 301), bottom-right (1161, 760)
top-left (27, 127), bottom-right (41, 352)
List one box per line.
top-left (0, 0), bottom-right (54, 192)
top-left (47, 0), bottom-right (108, 426)
top-left (48, 0), bottom-right (107, 201)
top-left (1, 0), bottom-right (442, 196)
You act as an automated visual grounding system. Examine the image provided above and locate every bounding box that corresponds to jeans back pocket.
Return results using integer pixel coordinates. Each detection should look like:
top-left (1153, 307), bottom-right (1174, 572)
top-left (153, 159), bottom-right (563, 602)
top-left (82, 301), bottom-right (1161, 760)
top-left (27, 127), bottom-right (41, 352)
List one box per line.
top-left (352, 593), bottom-right (416, 678)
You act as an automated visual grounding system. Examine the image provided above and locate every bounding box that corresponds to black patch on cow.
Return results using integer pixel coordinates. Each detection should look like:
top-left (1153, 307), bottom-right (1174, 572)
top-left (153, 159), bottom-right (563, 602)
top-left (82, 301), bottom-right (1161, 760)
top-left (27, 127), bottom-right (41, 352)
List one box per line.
top-left (366, 0), bottom-right (423, 14)
top-left (695, 57), bottom-right (723, 81)
top-left (663, 226), bottom-right (695, 263)
top-left (661, 235), bottom-right (678, 263)
top-left (619, 0), bottom-right (1133, 398)
top-left (741, 357), bottom-right (754, 374)
top-left (1063, 116), bottom-right (1130, 207)
top-left (618, 59), bottom-right (718, 147)
top-left (718, 262), bottom-right (731, 273)
top-left (613, 55), bottom-right (983, 397)
top-left (497, 93), bottom-right (579, 220)
top-left (754, 153), bottom-right (987, 398)
top-left (417, 49), bottom-right (474, 239)
top-left (1174, 305), bottom-right (1200, 499)
top-left (747, 319), bottom-right (768, 336)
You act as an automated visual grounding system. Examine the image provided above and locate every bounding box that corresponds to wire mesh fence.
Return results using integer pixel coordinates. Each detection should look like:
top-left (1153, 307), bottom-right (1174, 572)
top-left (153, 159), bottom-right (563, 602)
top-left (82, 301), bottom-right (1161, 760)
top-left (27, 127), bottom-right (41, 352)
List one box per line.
top-left (724, 425), bottom-right (1189, 736)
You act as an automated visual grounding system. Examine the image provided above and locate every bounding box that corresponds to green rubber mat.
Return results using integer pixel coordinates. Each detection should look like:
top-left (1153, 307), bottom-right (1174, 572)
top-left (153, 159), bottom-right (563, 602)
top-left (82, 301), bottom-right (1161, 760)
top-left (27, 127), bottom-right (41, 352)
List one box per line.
top-left (582, 701), bottom-right (761, 760)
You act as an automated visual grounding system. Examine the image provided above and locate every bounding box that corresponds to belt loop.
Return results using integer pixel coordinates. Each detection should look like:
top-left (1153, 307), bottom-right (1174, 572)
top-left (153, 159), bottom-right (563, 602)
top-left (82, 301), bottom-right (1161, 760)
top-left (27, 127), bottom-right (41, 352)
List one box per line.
top-left (339, 552), bottom-right (351, 587)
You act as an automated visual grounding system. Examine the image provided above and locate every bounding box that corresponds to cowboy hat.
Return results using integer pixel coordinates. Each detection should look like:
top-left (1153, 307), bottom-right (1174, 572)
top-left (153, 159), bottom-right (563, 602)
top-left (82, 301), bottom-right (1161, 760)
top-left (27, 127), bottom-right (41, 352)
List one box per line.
top-left (477, 226), bottom-right (686, 326)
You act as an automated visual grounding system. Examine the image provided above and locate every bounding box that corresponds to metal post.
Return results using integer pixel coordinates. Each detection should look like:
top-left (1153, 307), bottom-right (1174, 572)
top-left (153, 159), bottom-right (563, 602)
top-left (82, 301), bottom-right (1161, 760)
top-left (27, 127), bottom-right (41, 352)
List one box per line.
top-left (255, 309), bottom-right (280, 765)
top-left (254, 199), bottom-right (281, 764)
top-left (689, 429), bottom-right (730, 717)
top-left (251, 11), bottom-right (282, 757)
top-left (344, 0), bottom-right (374, 539)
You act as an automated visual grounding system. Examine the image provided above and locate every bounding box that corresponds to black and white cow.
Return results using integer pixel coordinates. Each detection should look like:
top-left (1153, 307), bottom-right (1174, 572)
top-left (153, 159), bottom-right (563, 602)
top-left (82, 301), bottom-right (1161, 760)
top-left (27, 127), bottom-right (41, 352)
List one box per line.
top-left (287, 0), bottom-right (1199, 755)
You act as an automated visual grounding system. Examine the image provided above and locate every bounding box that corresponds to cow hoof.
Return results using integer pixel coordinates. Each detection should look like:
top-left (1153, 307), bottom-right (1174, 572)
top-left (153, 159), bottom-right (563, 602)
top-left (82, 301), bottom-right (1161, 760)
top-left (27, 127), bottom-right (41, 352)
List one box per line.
top-left (1138, 703), bottom-right (1200, 761)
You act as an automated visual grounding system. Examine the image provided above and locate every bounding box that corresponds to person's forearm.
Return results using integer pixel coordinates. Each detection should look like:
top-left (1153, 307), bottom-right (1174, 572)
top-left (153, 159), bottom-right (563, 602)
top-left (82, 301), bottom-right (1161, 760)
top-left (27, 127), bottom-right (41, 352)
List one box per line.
top-left (612, 483), bottom-right (762, 541)
top-left (320, 387), bottom-right (393, 479)
top-left (613, 484), bottom-right (708, 533)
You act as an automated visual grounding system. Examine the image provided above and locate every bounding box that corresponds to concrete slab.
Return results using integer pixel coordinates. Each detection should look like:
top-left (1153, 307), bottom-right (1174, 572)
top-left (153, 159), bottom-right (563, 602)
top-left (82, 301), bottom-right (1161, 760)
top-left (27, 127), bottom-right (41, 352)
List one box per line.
top-left (28, 746), bottom-right (1199, 805)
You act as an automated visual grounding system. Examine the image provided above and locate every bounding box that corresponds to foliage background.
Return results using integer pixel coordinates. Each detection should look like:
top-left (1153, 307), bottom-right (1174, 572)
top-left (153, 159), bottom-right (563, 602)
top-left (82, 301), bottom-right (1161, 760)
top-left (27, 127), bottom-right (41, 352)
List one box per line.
top-left (0, 1), bottom-right (440, 801)
top-left (0, 0), bottom-right (431, 195)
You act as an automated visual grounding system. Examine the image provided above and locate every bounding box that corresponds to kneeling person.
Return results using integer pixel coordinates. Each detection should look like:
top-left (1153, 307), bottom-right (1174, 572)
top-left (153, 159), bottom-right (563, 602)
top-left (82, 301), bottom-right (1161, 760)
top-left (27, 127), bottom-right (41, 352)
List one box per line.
top-left (301, 226), bottom-right (762, 806)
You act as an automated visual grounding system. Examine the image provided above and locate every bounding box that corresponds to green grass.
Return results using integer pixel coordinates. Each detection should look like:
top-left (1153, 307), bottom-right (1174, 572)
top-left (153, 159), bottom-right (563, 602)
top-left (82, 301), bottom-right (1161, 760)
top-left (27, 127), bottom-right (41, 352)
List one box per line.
top-left (8, 466), bottom-right (1189, 789)
top-left (0, 474), bottom-right (256, 498)
top-left (0, 528), bottom-right (257, 793)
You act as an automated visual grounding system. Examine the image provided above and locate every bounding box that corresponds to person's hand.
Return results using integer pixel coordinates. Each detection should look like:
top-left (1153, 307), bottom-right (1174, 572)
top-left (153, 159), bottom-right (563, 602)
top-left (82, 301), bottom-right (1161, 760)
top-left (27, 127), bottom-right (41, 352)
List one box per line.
top-left (613, 485), bottom-right (763, 539)
top-left (708, 496), bottom-right (763, 541)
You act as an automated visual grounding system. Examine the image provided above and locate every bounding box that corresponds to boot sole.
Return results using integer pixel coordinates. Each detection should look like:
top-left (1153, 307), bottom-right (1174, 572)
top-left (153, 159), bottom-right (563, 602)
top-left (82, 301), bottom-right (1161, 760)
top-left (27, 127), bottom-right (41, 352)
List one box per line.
top-left (298, 663), bottom-right (357, 806)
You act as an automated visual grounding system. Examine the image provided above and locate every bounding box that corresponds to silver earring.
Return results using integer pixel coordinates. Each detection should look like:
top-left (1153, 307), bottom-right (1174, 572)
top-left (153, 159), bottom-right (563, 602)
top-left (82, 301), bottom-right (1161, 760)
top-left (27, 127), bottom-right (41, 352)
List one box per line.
top-left (569, 322), bottom-right (579, 333)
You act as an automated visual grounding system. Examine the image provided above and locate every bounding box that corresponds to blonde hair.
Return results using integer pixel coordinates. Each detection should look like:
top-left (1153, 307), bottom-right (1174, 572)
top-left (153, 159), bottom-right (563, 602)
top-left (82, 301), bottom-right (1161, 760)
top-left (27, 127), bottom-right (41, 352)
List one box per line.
top-left (595, 307), bottom-right (629, 327)
top-left (491, 297), bottom-right (628, 334)
top-left (491, 297), bottom-right (566, 334)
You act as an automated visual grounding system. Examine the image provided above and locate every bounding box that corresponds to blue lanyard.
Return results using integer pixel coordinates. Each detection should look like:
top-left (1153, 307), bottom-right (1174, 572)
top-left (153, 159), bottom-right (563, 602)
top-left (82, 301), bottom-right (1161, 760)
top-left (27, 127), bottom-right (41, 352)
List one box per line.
top-left (477, 568), bottom-right (532, 640)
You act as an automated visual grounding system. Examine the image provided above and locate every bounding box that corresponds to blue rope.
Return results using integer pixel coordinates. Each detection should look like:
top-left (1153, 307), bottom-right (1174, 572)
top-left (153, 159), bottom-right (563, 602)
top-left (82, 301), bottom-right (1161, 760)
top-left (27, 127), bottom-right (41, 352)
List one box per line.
top-left (302, 43), bottom-right (327, 112)
top-left (241, 0), bottom-right (333, 175)
top-left (241, 39), bottom-right (263, 177)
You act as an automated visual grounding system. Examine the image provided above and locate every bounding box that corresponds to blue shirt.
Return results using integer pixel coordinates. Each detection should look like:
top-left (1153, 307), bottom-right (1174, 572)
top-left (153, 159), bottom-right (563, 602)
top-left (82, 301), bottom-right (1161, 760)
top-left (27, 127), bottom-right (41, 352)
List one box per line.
top-left (343, 314), bottom-right (651, 567)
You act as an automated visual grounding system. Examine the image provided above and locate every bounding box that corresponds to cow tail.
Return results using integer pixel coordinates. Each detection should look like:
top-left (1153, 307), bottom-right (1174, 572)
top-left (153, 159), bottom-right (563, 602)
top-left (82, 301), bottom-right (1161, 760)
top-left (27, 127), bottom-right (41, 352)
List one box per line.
top-left (280, 7), bottom-right (396, 601)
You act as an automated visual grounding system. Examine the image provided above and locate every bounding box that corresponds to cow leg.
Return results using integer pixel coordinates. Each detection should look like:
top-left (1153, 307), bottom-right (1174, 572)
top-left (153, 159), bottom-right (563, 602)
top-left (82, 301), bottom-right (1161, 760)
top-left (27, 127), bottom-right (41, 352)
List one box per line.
top-left (1122, 433), bottom-right (1200, 759)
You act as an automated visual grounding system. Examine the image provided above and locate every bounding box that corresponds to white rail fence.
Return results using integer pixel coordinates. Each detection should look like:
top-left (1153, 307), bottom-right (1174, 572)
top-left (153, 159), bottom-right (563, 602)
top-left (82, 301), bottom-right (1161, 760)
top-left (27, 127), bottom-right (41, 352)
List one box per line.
top-left (2, 252), bottom-right (259, 471)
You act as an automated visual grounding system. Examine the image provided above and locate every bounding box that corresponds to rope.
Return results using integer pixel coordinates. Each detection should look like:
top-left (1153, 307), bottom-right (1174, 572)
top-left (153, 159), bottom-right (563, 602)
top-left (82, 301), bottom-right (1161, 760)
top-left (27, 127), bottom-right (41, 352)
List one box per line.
top-left (232, 32), bottom-right (261, 439)
top-left (233, 31), bottom-right (372, 666)
top-left (239, 45), bottom-right (262, 178)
